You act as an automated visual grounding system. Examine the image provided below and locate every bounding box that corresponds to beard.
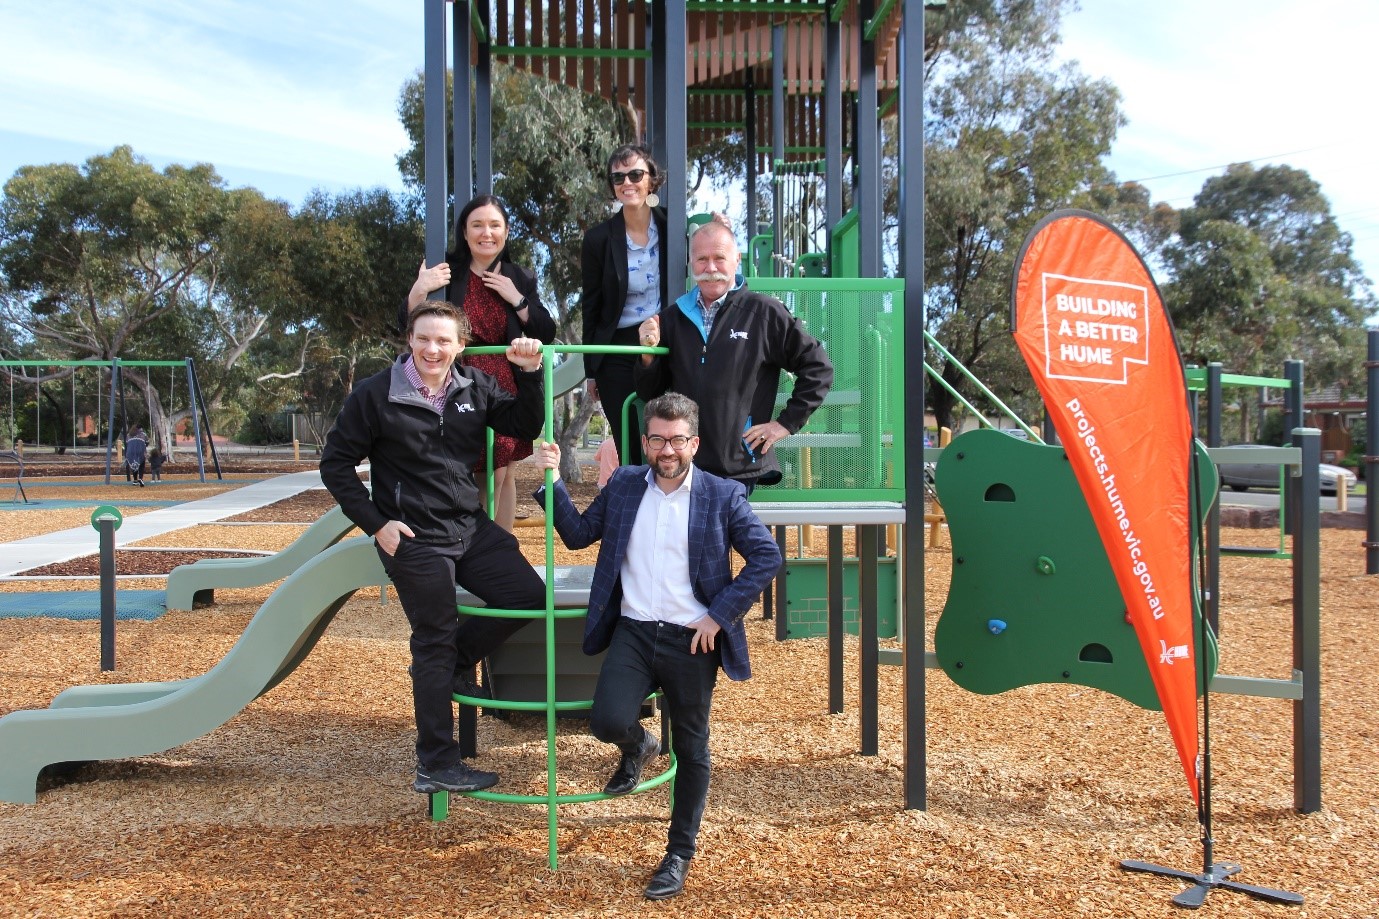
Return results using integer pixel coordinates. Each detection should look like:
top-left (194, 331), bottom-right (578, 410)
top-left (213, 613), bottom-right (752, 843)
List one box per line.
top-left (653, 454), bottom-right (690, 481)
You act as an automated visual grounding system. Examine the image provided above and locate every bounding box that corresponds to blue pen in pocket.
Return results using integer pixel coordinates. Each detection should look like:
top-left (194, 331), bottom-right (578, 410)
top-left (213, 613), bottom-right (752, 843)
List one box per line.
top-left (741, 416), bottom-right (757, 464)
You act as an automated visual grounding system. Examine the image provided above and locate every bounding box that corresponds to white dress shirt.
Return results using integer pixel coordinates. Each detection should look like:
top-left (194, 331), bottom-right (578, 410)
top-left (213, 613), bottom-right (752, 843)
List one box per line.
top-left (620, 465), bottom-right (707, 626)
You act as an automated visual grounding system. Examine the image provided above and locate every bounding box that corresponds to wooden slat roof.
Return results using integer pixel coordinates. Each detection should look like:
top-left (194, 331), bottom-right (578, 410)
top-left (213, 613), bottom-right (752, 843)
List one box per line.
top-left (464, 0), bottom-right (917, 166)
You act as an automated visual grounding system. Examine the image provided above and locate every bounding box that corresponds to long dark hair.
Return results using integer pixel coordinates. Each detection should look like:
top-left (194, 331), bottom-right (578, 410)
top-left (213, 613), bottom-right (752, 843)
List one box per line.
top-left (448, 194), bottom-right (512, 269)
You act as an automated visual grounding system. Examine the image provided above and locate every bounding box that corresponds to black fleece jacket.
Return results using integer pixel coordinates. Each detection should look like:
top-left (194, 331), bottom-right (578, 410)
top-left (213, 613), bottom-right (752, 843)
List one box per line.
top-left (320, 355), bottom-right (543, 546)
top-left (633, 284), bottom-right (833, 484)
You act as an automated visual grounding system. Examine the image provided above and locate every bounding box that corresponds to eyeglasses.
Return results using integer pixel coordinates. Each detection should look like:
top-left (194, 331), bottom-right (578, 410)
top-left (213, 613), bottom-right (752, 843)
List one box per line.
top-left (645, 434), bottom-right (692, 451)
top-left (610, 169), bottom-right (649, 185)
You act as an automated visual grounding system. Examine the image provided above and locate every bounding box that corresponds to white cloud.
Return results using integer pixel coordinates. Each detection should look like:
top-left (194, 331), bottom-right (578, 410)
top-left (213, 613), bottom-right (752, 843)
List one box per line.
top-left (0, 0), bottom-right (418, 196)
top-left (1060, 0), bottom-right (1379, 283)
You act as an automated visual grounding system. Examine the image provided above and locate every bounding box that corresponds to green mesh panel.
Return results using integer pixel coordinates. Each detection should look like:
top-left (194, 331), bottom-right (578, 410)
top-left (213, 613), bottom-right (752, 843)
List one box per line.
top-left (748, 278), bottom-right (905, 501)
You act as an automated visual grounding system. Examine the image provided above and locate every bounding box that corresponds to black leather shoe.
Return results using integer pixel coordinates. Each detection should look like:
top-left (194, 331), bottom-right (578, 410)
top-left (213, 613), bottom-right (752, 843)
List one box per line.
top-left (603, 729), bottom-right (660, 796)
top-left (644, 853), bottom-right (690, 900)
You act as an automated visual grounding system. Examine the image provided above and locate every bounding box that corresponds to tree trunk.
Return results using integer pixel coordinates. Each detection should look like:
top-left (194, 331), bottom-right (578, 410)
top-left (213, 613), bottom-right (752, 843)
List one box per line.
top-left (557, 390), bottom-right (598, 484)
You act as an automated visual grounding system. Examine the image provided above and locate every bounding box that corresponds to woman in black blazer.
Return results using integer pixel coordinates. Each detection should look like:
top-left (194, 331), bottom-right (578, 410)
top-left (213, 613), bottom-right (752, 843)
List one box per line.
top-left (580, 144), bottom-right (669, 461)
top-left (404, 194), bottom-right (555, 531)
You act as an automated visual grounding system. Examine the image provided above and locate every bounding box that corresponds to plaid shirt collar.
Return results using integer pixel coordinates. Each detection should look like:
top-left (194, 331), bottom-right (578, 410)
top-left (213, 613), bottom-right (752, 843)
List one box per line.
top-left (404, 356), bottom-right (451, 412)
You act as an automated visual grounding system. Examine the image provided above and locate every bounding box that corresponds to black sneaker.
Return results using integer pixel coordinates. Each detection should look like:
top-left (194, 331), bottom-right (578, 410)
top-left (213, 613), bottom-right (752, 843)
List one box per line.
top-left (453, 675), bottom-right (492, 700)
top-left (413, 762), bottom-right (499, 794)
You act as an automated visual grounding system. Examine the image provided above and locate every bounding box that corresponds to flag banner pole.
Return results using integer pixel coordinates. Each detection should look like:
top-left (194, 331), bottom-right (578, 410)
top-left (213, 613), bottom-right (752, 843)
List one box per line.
top-left (1011, 209), bottom-right (1301, 909)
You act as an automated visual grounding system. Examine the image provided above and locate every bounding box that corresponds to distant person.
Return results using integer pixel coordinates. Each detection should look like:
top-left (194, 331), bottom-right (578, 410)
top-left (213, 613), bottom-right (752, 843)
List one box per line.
top-left (534, 393), bottom-right (782, 900)
top-left (403, 194), bottom-right (556, 532)
top-left (149, 445), bottom-right (165, 482)
top-left (125, 425), bottom-right (148, 487)
top-left (580, 144), bottom-right (668, 462)
top-left (634, 220), bottom-right (833, 493)
top-left (321, 302), bottom-right (547, 796)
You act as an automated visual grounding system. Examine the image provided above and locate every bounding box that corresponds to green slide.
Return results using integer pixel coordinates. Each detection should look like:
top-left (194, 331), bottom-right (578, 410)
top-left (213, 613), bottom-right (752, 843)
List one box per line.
top-left (0, 536), bottom-right (388, 804)
top-left (164, 504), bottom-right (362, 610)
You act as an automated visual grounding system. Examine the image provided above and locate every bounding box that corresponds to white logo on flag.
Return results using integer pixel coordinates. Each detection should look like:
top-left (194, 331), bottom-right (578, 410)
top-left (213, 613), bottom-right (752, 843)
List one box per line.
top-left (1159, 640), bottom-right (1191, 665)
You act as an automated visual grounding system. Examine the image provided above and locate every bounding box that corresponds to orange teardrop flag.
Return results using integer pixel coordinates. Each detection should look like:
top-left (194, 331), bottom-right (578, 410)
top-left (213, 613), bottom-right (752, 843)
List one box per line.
top-left (1011, 210), bottom-right (1200, 804)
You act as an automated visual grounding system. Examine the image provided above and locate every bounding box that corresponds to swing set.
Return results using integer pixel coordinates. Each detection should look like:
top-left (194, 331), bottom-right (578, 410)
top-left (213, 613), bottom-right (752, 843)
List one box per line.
top-left (0, 358), bottom-right (221, 483)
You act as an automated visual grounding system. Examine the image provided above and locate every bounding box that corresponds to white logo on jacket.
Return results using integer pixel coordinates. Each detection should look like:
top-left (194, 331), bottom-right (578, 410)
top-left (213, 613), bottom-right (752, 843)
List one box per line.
top-left (729, 328), bottom-right (749, 340)
top-left (455, 403), bottom-right (475, 413)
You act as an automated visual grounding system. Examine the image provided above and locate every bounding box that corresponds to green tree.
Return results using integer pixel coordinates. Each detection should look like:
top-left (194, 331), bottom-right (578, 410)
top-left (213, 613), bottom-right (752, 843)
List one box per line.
top-left (1165, 163), bottom-right (1374, 420)
top-left (920, 0), bottom-right (1125, 431)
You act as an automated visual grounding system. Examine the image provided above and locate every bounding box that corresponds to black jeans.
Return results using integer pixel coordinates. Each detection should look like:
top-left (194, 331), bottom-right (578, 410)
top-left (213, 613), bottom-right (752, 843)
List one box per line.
top-left (590, 617), bottom-right (720, 859)
top-left (377, 517), bottom-right (544, 770)
top-left (594, 326), bottom-right (644, 464)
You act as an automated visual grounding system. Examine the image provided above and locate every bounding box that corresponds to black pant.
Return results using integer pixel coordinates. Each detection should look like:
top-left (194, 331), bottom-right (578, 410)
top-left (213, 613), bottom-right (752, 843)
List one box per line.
top-left (377, 517), bottom-right (544, 769)
top-left (590, 617), bottom-right (720, 859)
top-left (594, 326), bottom-right (644, 465)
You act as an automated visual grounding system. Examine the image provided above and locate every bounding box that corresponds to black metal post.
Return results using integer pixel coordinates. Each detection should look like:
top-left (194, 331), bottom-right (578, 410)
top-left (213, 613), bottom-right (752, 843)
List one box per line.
top-left (745, 73), bottom-right (757, 240)
top-left (1367, 330), bottom-right (1378, 574)
top-left (827, 525), bottom-right (844, 714)
top-left (423, 0), bottom-right (448, 267)
top-left (103, 360), bottom-right (119, 484)
top-left (897, 0), bottom-right (929, 811)
top-left (858, 525), bottom-right (878, 756)
top-left (857, 0), bottom-right (881, 279)
top-left (475, 8), bottom-right (493, 195)
top-left (453, 0), bottom-right (473, 207)
top-left (652, 0), bottom-right (688, 297)
top-left (1206, 362), bottom-right (1222, 635)
top-left (188, 359), bottom-right (220, 481)
top-left (824, 12), bottom-right (842, 272)
top-left (772, 24), bottom-right (786, 265)
top-left (1291, 427), bottom-right (1322, 812)
top-left (98, 517), bottom-right (117, 671)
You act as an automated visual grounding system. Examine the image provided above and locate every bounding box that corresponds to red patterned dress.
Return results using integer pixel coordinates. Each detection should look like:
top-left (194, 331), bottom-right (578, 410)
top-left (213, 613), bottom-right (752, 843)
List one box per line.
top-left (462, 270), bottom-right (533, 468)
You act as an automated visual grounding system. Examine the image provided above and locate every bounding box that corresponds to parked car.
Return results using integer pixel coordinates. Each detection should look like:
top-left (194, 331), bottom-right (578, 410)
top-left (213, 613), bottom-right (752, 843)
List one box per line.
top-left (1217, 445), bottom-right (1356, 495)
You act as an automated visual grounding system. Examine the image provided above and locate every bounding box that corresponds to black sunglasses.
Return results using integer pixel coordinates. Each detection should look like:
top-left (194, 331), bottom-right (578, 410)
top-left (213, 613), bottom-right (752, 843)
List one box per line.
top-left (610, 169), bottom-right (649, 185)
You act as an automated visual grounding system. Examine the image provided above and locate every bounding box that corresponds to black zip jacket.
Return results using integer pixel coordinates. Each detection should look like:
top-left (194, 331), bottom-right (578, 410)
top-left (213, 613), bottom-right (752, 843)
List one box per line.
top-left (633, 284), bottom-right (833, 483)
top-left (320, 355), bottom-right (543, 545)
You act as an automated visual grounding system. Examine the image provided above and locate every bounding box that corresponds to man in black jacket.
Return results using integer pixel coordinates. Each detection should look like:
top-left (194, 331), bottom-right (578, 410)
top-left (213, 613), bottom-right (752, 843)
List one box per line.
top-left (320, 302), bottom-right (546, 795)
top-left (633, 221), bottom-right (833, 492)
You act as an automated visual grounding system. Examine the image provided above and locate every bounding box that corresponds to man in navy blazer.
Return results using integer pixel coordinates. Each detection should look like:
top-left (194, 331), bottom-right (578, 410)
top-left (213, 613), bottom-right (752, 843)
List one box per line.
top-left (534, 392), bottom-right (781, 900)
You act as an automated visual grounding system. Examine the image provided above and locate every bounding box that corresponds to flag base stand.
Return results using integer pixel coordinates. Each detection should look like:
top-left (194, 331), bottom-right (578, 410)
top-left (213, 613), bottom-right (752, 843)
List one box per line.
top-left (1120, 859), bottom-right (1303, 909)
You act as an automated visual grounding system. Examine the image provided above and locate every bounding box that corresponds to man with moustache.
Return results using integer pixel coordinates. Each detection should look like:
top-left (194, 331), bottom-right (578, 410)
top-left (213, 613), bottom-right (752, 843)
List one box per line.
top-left (633, 220), bottom-right (833, 494)
top-left (533, 393), bottom-right (781, 900)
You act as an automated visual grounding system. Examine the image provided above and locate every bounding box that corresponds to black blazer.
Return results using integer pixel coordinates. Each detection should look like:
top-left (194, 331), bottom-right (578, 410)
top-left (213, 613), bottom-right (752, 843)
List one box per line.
top-left (396, 256), bottom-right (556, 346)
top-left (579, 207), bottom-right (669, 375)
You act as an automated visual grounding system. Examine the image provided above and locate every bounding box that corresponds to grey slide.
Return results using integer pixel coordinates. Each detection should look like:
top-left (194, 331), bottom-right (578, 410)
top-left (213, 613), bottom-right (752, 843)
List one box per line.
top-left (0, 537), bottom-right (387, 804)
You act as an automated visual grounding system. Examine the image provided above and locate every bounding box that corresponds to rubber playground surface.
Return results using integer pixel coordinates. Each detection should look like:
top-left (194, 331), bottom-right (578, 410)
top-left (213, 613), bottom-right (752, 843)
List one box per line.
top-left (1, 467), bottom-right (1377, 917)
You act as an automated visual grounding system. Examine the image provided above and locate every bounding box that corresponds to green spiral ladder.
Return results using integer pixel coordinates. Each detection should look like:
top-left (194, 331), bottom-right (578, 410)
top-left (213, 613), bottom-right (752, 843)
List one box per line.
top-left (427, 344), bottom-right (677, 870)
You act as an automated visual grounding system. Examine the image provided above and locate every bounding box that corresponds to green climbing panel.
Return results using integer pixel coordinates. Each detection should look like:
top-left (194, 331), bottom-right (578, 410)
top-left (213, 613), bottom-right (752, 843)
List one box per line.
top-left (933, 429), bottom-right (1219, 711)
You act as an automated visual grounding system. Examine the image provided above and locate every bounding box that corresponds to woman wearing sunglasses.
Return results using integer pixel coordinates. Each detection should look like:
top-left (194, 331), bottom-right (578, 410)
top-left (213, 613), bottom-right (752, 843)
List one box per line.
top-left (579, 144), bottom-right (669, 463)
top-left (402, 194), bottom-right (556, 532)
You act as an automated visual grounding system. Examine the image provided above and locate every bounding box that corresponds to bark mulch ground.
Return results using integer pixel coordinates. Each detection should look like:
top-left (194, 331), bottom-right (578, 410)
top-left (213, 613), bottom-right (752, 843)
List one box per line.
top-left (0, 467), bottom-right (1376, 917)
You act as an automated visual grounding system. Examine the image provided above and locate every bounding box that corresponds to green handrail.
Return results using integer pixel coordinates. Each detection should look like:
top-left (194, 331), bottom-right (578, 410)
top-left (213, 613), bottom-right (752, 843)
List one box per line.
top-left (434, 343), bottom-right (672, 870)
top-left (921, 331), bottom-right (1042, 441)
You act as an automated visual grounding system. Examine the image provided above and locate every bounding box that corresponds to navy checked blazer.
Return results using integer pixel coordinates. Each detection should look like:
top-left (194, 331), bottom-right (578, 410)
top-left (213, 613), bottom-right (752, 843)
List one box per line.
top-left (538, 464), bottom-right (782, 681)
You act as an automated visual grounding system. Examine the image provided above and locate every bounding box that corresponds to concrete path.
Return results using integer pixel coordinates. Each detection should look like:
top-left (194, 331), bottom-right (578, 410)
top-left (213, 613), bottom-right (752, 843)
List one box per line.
top-left (0, 471), bottom-right (325, 578)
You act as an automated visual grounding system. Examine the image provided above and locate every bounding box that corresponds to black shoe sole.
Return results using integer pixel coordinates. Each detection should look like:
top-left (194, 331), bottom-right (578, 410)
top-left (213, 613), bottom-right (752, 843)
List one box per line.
top-left (413, 775), bottom-right (499, 794)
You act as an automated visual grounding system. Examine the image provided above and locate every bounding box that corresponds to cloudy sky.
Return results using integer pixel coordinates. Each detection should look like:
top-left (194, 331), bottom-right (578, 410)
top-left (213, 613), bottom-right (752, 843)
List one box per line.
top-left (2, 0), bottom-right (1376, 289)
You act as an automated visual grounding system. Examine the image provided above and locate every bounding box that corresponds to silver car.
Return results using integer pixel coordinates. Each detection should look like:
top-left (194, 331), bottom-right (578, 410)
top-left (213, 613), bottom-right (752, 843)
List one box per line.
top-left (1217, 445), bottom-right (1357, 495)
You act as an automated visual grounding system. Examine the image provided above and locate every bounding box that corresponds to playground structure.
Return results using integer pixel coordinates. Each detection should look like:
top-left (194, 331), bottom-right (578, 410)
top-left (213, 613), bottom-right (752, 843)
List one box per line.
top-left (0, 342), bottom-right (1335, 872)
top-left (0, 358), bottom-right (220, 484)
top-left (0, 5), bottom-right (1363, 905)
